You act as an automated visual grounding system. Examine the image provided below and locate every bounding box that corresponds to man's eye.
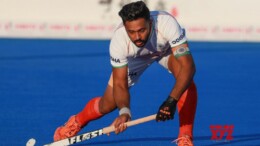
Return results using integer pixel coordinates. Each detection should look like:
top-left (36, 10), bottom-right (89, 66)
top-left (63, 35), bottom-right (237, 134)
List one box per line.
top-left (139, 29), bottom-right (145, 33)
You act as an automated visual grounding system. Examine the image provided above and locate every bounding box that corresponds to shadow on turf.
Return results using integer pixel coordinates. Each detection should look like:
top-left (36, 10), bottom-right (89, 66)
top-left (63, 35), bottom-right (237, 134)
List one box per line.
top-left (74, 133), bottom-right (260, 146)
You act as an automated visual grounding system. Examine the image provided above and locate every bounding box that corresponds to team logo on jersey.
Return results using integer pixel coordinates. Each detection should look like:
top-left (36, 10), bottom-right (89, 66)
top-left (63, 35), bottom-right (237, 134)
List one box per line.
top-left (110, 56), bottom-right (120, 63)
top-left (157, 44), bottom-right (165, 49)
top-left (171, 29), bottom-right (185, 45)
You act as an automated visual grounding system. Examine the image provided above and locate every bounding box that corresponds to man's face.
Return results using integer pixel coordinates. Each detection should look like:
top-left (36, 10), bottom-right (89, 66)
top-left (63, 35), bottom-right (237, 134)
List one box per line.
top-left (124, 18), bottom-right (151, 47)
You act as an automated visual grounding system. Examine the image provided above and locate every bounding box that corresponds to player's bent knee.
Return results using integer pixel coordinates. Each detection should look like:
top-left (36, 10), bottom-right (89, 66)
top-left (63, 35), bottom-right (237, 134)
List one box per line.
top-left (99, 98), bottom-right (117, 114)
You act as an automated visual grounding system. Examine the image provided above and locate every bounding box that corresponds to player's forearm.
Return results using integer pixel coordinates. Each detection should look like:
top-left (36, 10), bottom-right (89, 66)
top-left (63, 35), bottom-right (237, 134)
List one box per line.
top-left (170, 63), bottom-right (195, 100)
top-left (113, 85), bottom-right (130, 109)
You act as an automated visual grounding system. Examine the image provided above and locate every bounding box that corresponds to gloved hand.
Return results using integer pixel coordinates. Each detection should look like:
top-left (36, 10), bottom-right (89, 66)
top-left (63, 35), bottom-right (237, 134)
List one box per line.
top-left (156, 96), bottom-right (178, 121)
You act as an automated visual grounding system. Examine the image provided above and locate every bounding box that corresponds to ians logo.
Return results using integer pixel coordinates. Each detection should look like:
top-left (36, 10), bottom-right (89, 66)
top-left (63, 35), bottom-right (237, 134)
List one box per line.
top-left (210, 125), bottom-right (234, 141)
top-left (110, 56), bottom-right (120, 63)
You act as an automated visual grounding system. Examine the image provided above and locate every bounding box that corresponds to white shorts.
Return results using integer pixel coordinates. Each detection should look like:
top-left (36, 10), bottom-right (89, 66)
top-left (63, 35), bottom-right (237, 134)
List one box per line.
top-left (109, 50), bottom-right (172, 87)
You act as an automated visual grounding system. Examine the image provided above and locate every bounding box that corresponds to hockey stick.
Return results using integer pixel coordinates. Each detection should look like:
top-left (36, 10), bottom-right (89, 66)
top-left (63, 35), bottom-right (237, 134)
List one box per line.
top-left (26, 114), bottom-right (156, 146)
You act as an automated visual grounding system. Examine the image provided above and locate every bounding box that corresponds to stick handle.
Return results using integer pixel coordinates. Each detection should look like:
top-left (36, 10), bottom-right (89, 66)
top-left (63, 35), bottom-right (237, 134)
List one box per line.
top-left (102, 114), bottom-right (156, 134)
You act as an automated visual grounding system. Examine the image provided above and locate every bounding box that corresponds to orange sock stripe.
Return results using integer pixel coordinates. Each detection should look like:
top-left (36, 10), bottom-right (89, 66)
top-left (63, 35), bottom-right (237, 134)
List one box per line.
top-left (177, 81), bottom-right (197, 138)
top-left (76, 97), bottom-right (103, 127)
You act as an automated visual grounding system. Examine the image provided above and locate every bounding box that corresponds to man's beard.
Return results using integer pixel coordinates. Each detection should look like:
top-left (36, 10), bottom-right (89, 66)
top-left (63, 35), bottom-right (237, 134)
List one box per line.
top-left (134, 39), bottom-right (146, 47)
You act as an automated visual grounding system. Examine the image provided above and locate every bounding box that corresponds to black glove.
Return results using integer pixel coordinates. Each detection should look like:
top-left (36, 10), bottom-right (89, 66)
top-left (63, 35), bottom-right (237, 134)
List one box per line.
top-left (156, 96), bottom-right (178, 121)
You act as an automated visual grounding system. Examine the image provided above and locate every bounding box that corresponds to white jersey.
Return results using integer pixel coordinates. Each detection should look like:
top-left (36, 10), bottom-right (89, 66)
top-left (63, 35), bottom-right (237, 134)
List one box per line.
top-left (110, 11), bottom-right (187, 68)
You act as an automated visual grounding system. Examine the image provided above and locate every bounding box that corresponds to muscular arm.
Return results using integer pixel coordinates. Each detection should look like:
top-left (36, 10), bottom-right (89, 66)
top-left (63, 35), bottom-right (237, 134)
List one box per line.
top-left (169, 44), bottom-right (196, 100)
top-left (156, 44), bottom-right (195, 121)
top-left (112, 65), bottom-right (130, 110)
top-left (111, 65), bottom-right (131, 134)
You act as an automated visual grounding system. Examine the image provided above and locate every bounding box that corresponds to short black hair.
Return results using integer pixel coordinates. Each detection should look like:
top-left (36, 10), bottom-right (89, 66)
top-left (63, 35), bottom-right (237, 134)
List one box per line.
top-left (118, 1), bottom-right (150, 24)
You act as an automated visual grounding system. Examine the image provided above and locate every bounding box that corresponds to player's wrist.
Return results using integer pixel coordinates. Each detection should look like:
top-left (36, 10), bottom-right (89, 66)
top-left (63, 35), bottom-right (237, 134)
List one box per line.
top-left (119, 107), bottom-right (132, 118)
top-left (166, 96), bottom-right (178, 104)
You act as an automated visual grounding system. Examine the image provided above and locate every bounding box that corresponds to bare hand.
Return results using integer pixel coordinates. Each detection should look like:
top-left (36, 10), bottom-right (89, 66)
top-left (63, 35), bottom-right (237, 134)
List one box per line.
top-left (111, 114), bottom-right (131, 135)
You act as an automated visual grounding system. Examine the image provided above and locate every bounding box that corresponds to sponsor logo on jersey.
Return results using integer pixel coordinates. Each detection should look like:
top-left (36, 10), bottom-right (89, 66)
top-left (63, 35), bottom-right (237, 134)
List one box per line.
top-left (171, 29), bottom-right (185, 44)
top-left (110, 56), bottom-right (120, 63)
top-left (128, 72), bottom-right (137, 78)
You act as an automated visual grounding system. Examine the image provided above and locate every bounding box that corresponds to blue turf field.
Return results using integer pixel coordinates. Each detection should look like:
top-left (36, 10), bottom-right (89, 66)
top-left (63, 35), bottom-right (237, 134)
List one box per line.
top-left (0, 39), bottom-right (260, 146)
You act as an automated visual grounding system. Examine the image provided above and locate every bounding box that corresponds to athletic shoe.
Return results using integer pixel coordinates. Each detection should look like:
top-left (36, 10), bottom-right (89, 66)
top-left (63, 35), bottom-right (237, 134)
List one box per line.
top-left (53, 115), bottom-right (82, 141)
top-left (172, 135), bottom-right (194, 146)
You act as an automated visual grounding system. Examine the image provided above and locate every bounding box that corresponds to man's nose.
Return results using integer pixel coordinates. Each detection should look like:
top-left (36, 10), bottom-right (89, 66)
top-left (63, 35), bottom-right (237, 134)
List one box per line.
top-left (135, 32), bottom-right (140, 40)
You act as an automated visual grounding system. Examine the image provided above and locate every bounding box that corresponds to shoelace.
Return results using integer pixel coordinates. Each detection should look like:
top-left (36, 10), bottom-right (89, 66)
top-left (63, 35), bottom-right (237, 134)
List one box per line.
top-left (172, 136), bottom-right (193, 146)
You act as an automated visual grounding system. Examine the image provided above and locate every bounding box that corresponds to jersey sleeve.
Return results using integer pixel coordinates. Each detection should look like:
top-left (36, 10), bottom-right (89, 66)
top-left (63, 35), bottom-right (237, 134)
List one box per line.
top-left (159, 14), bottom-right (187, 47)
top-left (109, 29), bottom-right (128, 68)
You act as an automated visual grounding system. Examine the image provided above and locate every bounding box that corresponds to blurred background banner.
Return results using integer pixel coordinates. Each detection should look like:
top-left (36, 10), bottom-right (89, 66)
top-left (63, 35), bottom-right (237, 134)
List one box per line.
top-left (0, 0), bottom-right (259, 42)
